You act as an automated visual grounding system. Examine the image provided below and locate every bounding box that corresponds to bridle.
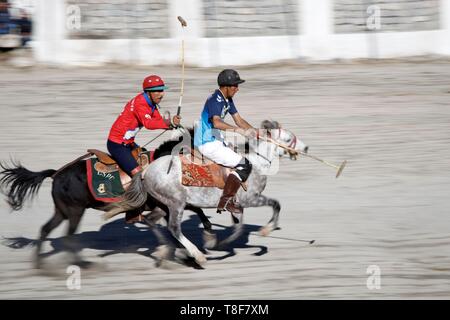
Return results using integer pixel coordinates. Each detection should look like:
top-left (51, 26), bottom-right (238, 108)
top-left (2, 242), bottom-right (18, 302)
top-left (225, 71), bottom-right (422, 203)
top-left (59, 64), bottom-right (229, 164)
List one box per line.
top-left (254, 128), bottom-right (298, 164)
top-left (260, 128), bottom-right (298, 156)
top-left (273, 128), bottom-right (297, 150)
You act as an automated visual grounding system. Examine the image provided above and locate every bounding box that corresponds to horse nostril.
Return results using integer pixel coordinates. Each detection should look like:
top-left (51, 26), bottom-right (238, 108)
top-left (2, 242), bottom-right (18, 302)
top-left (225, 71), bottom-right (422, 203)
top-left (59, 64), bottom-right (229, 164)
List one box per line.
top-left (304, 146), bottom-right (309, 153)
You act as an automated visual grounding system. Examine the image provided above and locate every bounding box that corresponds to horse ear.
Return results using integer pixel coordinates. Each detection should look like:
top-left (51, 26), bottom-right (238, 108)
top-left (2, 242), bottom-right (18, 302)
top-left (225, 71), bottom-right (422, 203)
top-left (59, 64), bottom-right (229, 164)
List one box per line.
top-left (272, 121), bottom-right (281, 129)
top-left (260, 120), bottom-right (273, 129)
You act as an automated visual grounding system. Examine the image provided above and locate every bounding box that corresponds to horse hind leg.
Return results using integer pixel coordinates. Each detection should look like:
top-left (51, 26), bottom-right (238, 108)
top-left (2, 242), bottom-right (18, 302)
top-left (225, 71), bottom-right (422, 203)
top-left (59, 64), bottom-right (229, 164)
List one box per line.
top-left (238, 194), bottom-right (281, 236)
top-left (167, 203), bottom-right (206, 266)
top-left (35, 208), bottom-right (65, 269)
top-left (142, 207), bottom-right (174, 266)
top-left (62, 206), bottom-right (89, 267)
top-left (262, 197), bottom-right (281, 235)
top-left (247, 195), bottom-right (281, 236)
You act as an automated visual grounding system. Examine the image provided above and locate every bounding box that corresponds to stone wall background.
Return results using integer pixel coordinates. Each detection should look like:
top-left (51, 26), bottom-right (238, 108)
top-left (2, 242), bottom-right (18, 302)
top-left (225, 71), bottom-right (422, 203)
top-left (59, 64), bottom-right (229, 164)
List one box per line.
top-left (66, 0), bottom-right (170, 39)
top-left (334, 0), bottom-right (440, 33)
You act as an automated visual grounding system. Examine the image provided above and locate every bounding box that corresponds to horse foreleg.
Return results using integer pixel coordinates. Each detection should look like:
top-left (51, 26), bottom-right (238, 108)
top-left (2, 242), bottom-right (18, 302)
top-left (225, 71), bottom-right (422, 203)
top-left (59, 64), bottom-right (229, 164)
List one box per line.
top-left (215, 212), bottom-right (244, 248)
top-left (245, 195), bottom-right (281, 236)
top-left (167, 204), bottom-right (206, 266)
top-left (185, 205), bottom-right (217, 250)
top-left (186, 205), bottom-right (212, 232)
top-left (35, 208), bottom-right (65, 268)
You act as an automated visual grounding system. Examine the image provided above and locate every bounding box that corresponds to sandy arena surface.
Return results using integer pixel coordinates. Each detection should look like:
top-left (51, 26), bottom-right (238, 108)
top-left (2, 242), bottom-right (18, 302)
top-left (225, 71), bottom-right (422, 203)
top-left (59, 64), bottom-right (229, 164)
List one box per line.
top-left (0, 58), bottom-right (449, 299)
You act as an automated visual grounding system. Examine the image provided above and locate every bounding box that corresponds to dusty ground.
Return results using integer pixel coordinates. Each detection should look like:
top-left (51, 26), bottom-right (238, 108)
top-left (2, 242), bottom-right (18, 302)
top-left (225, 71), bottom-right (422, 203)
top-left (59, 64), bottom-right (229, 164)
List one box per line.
top-left (0, 57), bottom-right (449, 299)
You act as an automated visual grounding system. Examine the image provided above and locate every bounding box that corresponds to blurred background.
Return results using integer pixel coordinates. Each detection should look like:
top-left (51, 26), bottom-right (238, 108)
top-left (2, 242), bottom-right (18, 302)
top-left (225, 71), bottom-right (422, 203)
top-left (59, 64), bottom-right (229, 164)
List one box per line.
top-left (1, 0), bottom-right (450, 299)
top-left (1, 0), bottom-right (449, 65)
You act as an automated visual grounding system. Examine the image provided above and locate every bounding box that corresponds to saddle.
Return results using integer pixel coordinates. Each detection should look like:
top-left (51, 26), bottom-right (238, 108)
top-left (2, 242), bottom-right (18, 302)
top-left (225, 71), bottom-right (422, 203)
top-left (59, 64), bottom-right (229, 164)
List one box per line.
top-left (87, 147), bottom-right (245, 199)
top-left (87, 148), bottom-right (153, 195)
top-left (180, 149), bottom-right (247, 191)
top-left (87, 148), bottom-right (143, 166)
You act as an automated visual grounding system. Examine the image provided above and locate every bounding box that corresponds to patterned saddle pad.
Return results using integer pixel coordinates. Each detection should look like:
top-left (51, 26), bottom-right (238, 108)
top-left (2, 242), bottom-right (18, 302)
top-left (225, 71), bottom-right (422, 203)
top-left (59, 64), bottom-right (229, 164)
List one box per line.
top-left (180, 155), bottom-right (228, 189)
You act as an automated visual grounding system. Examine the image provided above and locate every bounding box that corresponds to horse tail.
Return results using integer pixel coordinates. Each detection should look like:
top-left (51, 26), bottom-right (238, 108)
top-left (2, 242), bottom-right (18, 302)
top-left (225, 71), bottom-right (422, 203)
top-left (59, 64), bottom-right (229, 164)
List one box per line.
top-left (104, 172), bottom-right (147, 219)
top-left (0, 161), bottom-right (56, 211)
top-left (122, 172), bottom-right (147, 209)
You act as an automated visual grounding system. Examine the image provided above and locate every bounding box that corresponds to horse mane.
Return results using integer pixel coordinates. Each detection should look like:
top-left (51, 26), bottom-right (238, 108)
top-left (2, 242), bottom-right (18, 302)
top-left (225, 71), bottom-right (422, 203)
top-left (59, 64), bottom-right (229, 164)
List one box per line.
top-left (152, 127), bottom-right (195, 160)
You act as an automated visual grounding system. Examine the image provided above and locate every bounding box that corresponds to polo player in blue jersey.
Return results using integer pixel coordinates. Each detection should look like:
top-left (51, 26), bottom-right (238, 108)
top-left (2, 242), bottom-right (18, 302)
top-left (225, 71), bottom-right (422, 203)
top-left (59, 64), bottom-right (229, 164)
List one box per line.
top-left (194, 69), bottom-right (257, 214)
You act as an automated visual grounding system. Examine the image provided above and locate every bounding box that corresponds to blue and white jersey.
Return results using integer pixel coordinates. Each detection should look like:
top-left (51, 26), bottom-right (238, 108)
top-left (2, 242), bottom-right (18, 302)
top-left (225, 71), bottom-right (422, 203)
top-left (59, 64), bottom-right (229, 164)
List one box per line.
top-left (194, 89), bottom-right (238, 147)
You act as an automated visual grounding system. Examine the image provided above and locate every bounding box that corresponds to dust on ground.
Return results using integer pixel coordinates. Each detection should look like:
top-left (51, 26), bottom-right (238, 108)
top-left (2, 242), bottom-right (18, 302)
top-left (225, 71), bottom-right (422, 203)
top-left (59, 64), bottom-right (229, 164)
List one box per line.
top-left (1, 58), bottom-right (450, 299)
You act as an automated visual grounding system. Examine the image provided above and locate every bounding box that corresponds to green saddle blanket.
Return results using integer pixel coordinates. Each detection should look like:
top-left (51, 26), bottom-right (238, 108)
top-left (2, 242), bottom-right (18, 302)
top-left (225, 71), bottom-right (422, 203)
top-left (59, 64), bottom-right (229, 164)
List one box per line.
top-left (86, 150), bottom-right (154, 203)
top-left (86, 158), bottom-right (125, 202)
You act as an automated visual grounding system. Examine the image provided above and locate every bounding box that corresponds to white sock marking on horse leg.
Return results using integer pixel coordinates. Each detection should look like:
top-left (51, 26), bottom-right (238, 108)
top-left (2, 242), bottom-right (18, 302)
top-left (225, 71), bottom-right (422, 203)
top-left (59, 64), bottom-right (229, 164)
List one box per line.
top-left (177, 234), bottom-right (206, 264)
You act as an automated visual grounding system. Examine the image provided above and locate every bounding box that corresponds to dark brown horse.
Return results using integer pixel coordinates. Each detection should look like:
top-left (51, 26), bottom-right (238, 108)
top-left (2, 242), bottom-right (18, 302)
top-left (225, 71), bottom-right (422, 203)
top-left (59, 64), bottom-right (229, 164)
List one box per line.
top-left (0, 130), bottom-right (211, 268)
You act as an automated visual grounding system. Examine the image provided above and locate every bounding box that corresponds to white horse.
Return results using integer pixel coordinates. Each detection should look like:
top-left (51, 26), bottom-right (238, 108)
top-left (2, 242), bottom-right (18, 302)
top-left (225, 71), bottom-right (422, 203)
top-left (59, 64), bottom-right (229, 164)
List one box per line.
top-left (108, 122), bottom-right (308, 265)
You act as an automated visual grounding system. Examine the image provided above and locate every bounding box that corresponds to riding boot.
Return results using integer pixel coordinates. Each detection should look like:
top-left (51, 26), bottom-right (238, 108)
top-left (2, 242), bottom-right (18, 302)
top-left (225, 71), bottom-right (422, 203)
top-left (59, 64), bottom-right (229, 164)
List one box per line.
top-left (217, 174), bottom-right (243, 214)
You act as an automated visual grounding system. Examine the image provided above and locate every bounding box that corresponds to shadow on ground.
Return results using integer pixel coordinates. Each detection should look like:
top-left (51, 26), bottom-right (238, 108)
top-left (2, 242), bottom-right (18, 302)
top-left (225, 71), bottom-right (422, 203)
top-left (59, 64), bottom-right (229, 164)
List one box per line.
top-left (2, 213), bottom-right (269, 269)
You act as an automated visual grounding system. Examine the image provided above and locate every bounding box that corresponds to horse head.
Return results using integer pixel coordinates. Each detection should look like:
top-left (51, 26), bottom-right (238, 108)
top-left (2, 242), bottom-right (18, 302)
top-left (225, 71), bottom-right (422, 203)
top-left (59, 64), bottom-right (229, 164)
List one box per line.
top-left (260, 120), bottom-right (308, 160)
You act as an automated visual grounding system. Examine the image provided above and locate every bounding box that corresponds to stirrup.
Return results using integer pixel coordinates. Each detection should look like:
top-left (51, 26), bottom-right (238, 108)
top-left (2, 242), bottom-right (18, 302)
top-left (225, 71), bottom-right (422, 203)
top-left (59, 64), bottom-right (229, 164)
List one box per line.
top-left (217, 197), bottom-right (232, 214)
top-left (217, 197), bottom-right (242, 214)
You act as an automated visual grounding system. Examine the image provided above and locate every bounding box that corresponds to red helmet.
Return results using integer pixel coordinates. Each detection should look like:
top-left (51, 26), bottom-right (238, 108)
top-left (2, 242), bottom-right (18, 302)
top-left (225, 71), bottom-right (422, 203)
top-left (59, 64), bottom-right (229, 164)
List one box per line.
top-left (142, 75), bottom-right (168, 91)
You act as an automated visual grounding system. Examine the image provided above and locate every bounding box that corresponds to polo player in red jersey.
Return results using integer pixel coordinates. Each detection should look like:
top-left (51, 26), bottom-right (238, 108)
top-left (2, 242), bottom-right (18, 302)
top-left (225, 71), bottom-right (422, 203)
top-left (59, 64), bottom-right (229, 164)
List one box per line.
top-left (107, 75), bottom-right (181, 222)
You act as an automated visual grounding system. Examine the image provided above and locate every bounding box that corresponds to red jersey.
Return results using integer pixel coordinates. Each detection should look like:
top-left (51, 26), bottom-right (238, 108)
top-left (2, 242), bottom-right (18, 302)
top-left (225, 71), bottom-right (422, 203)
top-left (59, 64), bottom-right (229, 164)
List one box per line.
top-left (108, 93), bottom-right (169, 145)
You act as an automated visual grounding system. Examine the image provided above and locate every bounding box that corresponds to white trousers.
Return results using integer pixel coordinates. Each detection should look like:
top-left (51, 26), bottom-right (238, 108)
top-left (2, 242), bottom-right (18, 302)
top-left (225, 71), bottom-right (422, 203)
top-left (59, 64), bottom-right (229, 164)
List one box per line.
top-left (197, 140), bottom-right (242, 168)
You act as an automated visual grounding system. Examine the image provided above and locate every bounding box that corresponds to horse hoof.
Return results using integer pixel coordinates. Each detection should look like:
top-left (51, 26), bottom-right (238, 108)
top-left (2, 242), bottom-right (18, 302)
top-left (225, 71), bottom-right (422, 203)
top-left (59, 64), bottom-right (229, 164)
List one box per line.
top-left (195, 254), bottom-right (207, 266)
top-left (203, 231), bottom-right (217, 249)
top-left (155, 245), bottom-right (171, 261)
top-left (155, 258), bottom-right (166, 268)
top-left (259, 226), bottom-right (271, 237)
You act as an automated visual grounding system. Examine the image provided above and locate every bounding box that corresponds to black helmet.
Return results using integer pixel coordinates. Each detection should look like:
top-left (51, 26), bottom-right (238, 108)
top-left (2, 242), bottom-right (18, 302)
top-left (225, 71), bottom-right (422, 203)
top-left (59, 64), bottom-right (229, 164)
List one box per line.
top-left (217, 69), bottom-right (245, 87)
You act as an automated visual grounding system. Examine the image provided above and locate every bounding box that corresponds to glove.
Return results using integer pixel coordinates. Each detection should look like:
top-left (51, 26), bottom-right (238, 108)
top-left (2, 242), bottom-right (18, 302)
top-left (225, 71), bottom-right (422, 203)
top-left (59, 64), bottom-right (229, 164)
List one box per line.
top-left (243, 128), bottom-right (258, 139)
top-left (172, 115), bottom-right (182, 127)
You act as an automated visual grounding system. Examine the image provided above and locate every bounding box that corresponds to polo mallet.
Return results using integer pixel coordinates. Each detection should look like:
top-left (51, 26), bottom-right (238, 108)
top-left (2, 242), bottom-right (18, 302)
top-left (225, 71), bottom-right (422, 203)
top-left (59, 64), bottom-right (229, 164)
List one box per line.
top-left (167, 16), bottom-right (187, 175)
top-left (176, 16), bottom-right (187, 118)
top-left (300, 152), bottom-right (347, 179)
top-left (263, 136), bottom-right (347, 178)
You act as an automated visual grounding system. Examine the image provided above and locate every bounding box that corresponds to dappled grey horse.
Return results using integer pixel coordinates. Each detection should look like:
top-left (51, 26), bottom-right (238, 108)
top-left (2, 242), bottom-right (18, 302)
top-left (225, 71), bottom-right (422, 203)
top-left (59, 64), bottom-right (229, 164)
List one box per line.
top-left (107, 122), bottom-right (308, 265)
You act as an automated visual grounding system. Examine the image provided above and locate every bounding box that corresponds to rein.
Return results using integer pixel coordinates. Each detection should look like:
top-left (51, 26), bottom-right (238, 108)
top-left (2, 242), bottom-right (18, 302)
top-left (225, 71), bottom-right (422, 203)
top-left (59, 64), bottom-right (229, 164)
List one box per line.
top-left (142, 129), bottom-right (168, 148)
top-left (257, 131), bottom-right (298, 156)
top-left (255, 151), bottom-right (272, 165)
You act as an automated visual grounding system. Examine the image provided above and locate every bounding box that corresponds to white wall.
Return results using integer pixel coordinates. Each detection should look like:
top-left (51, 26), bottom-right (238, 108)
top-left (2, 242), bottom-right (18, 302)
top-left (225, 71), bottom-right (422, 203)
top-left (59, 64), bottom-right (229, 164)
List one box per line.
top-left (33, 0), bottom-right (450, 66)
top-left (439, 0), bottom-right (450, 55)
top-left (34, 0), bottom-right (66, 64)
